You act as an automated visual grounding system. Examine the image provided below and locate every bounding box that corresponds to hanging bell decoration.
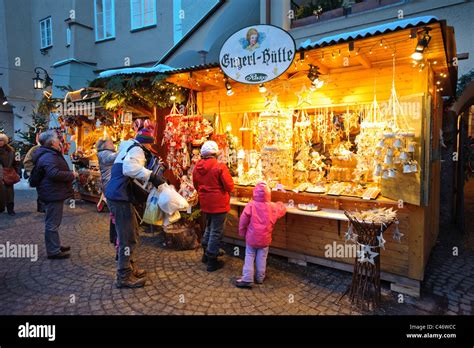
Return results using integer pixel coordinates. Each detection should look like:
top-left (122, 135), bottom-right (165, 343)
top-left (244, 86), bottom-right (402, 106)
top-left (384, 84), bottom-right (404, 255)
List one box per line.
top-left (403, 163), bottom-right (412, 173)
top-left (399, 151), bottom-right (408, 161)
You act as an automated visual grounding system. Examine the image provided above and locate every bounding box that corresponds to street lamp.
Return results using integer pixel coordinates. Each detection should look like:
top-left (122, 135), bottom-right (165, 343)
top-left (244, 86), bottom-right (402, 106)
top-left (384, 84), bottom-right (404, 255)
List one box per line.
top-left (33, 67), bottom-right (53, 90)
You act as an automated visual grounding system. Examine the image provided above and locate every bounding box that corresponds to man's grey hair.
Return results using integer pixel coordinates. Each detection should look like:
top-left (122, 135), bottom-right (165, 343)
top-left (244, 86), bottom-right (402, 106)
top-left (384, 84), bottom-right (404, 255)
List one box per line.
top-left (39, 130), bottom-right (59, 147)
top-left (96, 137), bottom-right (112, 151)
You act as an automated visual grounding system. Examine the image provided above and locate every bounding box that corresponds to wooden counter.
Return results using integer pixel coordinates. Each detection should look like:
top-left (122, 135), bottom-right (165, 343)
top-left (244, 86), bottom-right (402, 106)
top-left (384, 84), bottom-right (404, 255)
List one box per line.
top-left (230, 197), bottom-right (348, 221)
top-left (223, 186), bottom-right (427, 297)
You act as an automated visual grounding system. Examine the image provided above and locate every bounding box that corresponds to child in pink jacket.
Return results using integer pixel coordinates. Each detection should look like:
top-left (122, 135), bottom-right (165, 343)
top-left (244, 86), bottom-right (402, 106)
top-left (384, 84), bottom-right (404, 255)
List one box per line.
top-left (235, 182), bottom-right (286, 288)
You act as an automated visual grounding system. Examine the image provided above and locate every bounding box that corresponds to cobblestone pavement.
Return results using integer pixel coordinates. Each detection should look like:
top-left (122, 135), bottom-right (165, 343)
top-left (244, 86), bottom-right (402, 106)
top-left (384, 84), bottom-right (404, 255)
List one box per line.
top-left (421, 179), bottom-right (474, 315)
top-left (0, 189), bottom-right (469, 315)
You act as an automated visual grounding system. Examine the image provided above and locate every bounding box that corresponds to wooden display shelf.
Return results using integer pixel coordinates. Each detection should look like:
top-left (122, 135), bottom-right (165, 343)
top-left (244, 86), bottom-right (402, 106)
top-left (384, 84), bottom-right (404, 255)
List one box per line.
top-left (225, 186), bottom-right (424, 297)
top-left (230, 197), bottom-right (348, 221)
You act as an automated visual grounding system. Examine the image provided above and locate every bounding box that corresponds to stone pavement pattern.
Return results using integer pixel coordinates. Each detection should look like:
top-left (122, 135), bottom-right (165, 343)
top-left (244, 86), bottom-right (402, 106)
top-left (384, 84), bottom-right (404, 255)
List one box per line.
top-left (421, 178), bottom-right (474, 315)
top-left (0, 190), bottom-right (470, 315)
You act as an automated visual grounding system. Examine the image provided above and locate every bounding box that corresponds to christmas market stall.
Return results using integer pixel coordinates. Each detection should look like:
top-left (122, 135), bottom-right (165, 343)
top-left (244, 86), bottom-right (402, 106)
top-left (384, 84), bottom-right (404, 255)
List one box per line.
top-left (162, 16), bottom-right (457, 296)
top-left (62, 74), bottom-right (190, 205)
top-left (56, 88), bottom-right (118, 203)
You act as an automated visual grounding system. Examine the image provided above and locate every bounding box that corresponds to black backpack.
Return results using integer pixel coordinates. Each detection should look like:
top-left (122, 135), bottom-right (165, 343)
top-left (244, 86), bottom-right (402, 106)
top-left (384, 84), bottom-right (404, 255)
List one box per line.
top-left (122, 143), bottom-right (167, 204)
top-left (29, 153), bottom-right (47, 188)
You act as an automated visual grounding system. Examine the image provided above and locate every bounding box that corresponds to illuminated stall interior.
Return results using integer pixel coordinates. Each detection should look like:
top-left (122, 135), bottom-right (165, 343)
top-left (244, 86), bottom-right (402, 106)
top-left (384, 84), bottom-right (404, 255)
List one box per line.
top-left (165, 16), bottom-right (456, 296)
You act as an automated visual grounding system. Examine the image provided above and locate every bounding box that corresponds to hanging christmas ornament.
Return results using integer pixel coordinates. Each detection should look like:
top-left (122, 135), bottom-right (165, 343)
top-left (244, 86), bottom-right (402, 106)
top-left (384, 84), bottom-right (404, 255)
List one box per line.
top-left (240, 112), bottom-right (250, 131)
top-left (366, 248), bottom-right (379, 265)
top-left (345, 223), bottom-right (354, 243)
top-left (357, 248), bottom-right (369, 263)
top-left (295, 85), bottom-right (312, 108)
top-left (377, 234), bottom-right (386, 250)
top-left (392, 220), bottom-right (404, 242)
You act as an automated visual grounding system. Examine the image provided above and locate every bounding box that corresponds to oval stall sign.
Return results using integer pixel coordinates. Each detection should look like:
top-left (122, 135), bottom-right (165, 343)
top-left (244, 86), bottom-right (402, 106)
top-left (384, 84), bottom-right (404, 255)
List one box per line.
top-left (219, 24), bottom-right (296, 85)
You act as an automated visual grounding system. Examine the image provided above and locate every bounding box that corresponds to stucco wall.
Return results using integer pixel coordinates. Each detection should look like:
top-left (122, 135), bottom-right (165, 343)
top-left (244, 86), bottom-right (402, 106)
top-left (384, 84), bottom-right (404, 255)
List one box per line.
top-left (164, 0), bottom-right (260, 67)
top-left (1, 0), bottom-right (36, 138)
top-left (288, 0), bottom-right (474, 76)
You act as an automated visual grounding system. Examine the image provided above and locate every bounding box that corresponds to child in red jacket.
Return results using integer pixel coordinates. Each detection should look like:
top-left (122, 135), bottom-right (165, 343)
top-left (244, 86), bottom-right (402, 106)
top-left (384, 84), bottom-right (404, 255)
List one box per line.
top-left (193, 141), bottom-right (235, 272)
top-left (235, 182), bottom-right (286, 288)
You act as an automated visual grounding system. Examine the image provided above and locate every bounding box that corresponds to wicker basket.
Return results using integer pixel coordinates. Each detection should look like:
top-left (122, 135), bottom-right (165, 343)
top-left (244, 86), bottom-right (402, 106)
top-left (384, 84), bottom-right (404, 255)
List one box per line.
top-left (163, 223), bottom-right (200, 250)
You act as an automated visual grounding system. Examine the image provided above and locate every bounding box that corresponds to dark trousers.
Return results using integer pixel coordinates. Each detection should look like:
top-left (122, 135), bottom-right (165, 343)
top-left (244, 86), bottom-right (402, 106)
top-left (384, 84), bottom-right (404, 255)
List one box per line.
top-left (44, 200), bottom-right (65, 256)
top-left (0, 182), bottom-right (14, 212)
top-left (202, 212), bottom-right (227, 256)
top-left (37, 198), bottom-right (46, 213)
top-left (107, 199), bottom-right (139, 279)
top-left (109, 219), bottom-right (117, 244)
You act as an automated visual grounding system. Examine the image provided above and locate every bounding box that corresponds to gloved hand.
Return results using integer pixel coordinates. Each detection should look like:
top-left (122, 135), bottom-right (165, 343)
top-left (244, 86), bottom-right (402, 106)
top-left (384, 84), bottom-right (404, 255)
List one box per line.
top-left (149, 172), bottom-right (166, 188)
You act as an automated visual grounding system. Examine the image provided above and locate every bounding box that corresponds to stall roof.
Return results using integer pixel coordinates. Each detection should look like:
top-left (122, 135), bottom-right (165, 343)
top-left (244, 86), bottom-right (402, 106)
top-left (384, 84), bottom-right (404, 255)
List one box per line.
top-left (98, 16), bottom-right (441, 80)
top-left (97, 62), bottom-right (222, 79)
top-left (298, 16), bottom-right (439, 50)
top-left (98, 64), bottom-right (175, 79)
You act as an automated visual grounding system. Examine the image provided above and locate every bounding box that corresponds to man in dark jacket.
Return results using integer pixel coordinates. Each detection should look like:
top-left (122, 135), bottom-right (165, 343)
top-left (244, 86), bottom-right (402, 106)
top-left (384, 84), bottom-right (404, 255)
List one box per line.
top-left (193, 141), bottom-right (234, 272)
top-left (32, 130), bottom-right (77, 259)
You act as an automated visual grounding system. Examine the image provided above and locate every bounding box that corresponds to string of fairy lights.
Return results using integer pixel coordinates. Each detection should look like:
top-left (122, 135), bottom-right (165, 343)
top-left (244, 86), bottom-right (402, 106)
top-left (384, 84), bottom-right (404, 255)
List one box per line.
top-left (169, 25), bottom-right (444, 99)
top-left (2, 25), bottom-right (446, 102)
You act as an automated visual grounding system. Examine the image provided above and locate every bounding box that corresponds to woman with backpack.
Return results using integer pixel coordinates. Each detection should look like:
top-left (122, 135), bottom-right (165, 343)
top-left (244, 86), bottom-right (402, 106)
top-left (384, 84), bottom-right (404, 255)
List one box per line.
top-left (0, 133), bottom-right (20, 216)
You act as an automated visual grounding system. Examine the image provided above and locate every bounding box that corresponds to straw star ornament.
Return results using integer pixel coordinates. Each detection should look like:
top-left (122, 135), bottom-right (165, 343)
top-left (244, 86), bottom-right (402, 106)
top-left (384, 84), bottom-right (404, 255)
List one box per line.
top-left (295, 85), bottom-right (312, 108)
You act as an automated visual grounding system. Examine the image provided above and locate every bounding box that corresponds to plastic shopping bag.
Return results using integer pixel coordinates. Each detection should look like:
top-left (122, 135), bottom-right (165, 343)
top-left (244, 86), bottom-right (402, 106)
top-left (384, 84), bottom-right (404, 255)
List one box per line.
top-left (142, 187), bottom-right (164, 225)
top-left (157, 183), bottom-right (189, 215)
top-left (163, 210), bottom-right (181, 226)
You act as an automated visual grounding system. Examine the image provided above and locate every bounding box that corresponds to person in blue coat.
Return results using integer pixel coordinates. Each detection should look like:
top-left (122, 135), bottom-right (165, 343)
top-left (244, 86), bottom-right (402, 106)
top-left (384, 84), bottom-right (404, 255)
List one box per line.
top-left (32, 130), bottom-right (78, 259)
top-left (106, 122), bottom-right (165, 289)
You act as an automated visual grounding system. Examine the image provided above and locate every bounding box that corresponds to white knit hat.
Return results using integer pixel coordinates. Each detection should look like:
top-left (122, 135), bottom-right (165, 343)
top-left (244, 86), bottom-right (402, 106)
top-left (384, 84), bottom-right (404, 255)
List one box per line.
top-left (201, 140), bottom-right (219, 156)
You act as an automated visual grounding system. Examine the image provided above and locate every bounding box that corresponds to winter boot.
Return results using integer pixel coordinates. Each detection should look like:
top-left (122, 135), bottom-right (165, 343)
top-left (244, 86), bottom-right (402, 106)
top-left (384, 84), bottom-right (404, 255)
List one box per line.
top-left (47, 251), bottom-right (70, 260)
top-left (235, 278), bottom-right (253, 289)
top-left (206, 254), bottom-right (224, 272)
top-left (202, 248), bottom-right (225, 263)
top-left (131, 263), bottom-right (147, 278)
top-left (115, 274), bottom-right (146, 288)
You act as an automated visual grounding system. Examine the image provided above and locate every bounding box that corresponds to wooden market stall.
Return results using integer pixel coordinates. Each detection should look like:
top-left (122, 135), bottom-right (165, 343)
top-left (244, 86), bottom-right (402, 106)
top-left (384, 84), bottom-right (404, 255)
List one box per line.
top-left (165, 17), bottom-right (457, 295)
top-left (59, 88), bottom-right (142, 203)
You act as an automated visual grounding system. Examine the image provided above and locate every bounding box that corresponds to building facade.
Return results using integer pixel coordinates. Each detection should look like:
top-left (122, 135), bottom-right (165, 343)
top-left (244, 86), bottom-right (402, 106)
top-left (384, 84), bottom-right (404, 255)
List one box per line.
top-left (2, 0), bottom-right (473, 140)
top-left (0, 0), bottom-right (224, 139)
top-left (266, 0), bottom-right (473, 75)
